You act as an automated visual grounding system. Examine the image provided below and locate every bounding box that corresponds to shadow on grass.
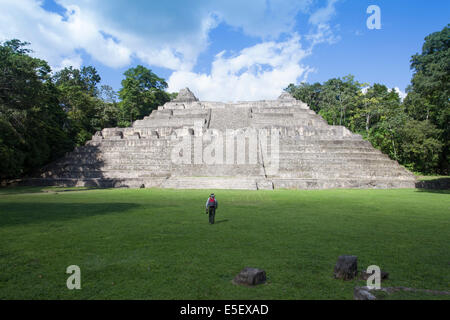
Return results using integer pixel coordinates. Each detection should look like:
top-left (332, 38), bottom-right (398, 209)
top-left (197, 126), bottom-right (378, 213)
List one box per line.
top-left (415, 178), bottom-right (450, 193)
top-left (0, 186), bottom-right (51, 195)
top-left (0, 202), bottom-right (139, 227)
top-left (214, 219), bottom-right (229, 224)
top-left (0, 186), bottom-right (103, 196)
top-left (415, 189), bottom-right (450, 194)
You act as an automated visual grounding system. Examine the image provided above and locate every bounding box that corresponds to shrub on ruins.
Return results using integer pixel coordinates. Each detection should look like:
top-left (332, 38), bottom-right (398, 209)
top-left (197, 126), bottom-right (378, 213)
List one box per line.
top-left (0, 39), bottom-right (72, 179)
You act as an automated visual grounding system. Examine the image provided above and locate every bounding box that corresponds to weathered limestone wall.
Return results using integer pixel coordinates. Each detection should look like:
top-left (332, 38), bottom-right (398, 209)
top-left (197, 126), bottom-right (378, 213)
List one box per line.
top-left (31, 88), bottom-right (416, 190)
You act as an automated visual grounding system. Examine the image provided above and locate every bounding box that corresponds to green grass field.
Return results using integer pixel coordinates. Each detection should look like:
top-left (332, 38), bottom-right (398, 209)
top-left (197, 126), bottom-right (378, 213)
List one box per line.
top-left (0, 187), bottom-right (449, 300)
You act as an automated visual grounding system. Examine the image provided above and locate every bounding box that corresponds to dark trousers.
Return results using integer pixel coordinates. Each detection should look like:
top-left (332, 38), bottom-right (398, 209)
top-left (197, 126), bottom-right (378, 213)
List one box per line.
top-left (208, 207), bottom-right (216, 224)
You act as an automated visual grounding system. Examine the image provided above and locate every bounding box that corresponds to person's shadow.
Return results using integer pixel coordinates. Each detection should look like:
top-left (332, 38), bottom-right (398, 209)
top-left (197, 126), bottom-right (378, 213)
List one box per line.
top-left (215, 219), bottom-right (229, 224)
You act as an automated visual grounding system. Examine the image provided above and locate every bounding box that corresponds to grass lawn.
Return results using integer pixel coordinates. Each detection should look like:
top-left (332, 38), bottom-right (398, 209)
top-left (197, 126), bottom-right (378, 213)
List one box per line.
top-left (0, 187), bottom-right (449, 300)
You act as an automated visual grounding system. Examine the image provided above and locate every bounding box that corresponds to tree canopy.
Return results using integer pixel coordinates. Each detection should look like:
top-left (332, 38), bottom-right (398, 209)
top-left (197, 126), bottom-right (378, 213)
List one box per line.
top-left (0, 40), bottom-right (71, 179)
top-left (405, 24), bottom-right (449, 173)
top-left (118, 65), bottom-right (170, 126)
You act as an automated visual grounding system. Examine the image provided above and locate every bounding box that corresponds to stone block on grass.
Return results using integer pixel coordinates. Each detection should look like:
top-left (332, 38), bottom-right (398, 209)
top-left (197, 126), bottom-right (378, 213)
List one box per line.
top-left (334, 255), bottom-right (358, 280)
top-left (233, 267), bottom-right (266, 286)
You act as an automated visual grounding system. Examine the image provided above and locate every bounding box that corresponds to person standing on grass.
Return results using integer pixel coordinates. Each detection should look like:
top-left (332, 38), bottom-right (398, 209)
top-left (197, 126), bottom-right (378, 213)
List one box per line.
top-left (205, 193), bottom-right (218, 224)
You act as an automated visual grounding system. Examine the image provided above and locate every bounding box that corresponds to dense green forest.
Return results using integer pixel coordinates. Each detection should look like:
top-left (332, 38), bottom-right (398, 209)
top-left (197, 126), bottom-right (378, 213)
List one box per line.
top-left (0, 25), bottom-right (448, 180)
top-left (0, 39), bottom-right (171, 180)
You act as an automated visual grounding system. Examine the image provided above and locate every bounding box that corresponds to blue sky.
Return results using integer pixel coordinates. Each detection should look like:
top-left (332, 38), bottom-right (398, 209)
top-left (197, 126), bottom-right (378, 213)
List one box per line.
top-left (0, 0), bottom-right (448, 101)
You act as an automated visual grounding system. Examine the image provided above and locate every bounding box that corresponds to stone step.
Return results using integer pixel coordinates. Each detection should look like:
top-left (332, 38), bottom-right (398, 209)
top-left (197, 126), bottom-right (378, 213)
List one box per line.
top-left (93, 149), bottom-right (171, 154)
top-left (149, 109), bottom-right (209, 117)
top-left (43, 170), bottom-right (170, 179)
top-left (278, 148), bottom-right (381, 155)
top-left (277, 158), bottom-right (399, 166)
top-left (251, 107), bottom-right (314, 114)
top-left (85, 140), bottom-right (172, 148)
top-left (273, 170), bottom-right (413, 179)
top-left (281, 138), bottom-right (371, 147)
top-left (252, 120), bottom-right (343, 129)
top-left (69, 151), bottom-right (390, 161)
top-left (251, 113), bottom-right (324, 121)
top-left (251, 120), bottom-right (328, 128)
top-left (271, 178), bottom-right (416, 189)
top-left (61, 152), bottom-right (171, 160)
top-left (85, 145), bottom-right (172, 152)
top-left (56, 153), bottom-right (396, 168)
top-left (26, 176), bottom-right (416, 190)
top-left (103, 159), bottom-right (171, 166)
top-left (277, 166), bottom-right (407, 175)
top-left (45, 165), bottom-right (412, 180)
top-left (46, 163), bottom-right (172, 172)
top-left (278, 152), bottom-right (390, 160)
top-left (170, 164), bottom-right (265, 176)
top-left (161, 177), bottom-right (259, 190)
top-left (25, 177), bottom-right (168, 188)
top-left (133, 118), bottom-right (207, 128)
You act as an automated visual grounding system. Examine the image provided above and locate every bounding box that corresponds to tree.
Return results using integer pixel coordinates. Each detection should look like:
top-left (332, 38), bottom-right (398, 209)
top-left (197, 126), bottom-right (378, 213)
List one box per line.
top-left (287, 82), bottom-right (323, 113)
top-left (397, 120), bottom-right (443, 173)
top-left (351, 84), bottom-right (401, 137)
top-left (96, 85), bottom-right (120, 129)
top-left (53, 66), bottom-right (101, 97)
top-left (118, 65), bottom-right (170, 126)
top-left (53, 66), bottom-right (111, 145)
top-left (405, 24), bottom-right (449, 174)
top-left (0, 39), bottom-right (71, 179)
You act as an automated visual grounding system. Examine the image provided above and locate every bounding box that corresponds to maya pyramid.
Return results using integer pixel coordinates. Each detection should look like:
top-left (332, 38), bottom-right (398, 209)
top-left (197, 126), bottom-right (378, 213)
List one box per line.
top-left (34, 88), bottom-right (416, 190)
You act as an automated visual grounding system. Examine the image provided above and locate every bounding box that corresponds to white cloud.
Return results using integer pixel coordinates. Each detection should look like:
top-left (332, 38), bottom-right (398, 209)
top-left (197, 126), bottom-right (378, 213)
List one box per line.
top-left (168, 35), bottom-right (311, 101)
top-left (0, 0), bottom-right (343, 100)
top-left (305, 0), bottom-right (341, 47)
top-left (0, 0), bottom-right (313, 72)
top-left (361, 86), bottom-right (370, 95)
top-left (305, 23), bottom-right (341, 46)
top-left (214, 0), bottom-right (312, 39)
top-left (0, 0), bottom-right (132, 70)
top-left (308, 0), bottom-right (339, 25)
top-left (393, 87), bottom-right (407, 101)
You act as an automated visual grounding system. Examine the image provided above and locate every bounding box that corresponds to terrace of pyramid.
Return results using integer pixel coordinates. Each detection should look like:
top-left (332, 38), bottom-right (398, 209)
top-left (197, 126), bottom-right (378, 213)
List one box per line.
top-left (34, 88), bottom-right (416, 190)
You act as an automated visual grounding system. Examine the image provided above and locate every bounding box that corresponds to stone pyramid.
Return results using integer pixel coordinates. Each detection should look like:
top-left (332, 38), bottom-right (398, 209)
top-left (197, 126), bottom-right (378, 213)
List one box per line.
top-left (34, 89), bottom-right (416, 190)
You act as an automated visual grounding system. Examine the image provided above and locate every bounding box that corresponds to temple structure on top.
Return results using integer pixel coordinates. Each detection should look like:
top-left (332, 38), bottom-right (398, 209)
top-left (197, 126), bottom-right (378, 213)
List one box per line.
top-left (33, 88), bottom-right (416, 190)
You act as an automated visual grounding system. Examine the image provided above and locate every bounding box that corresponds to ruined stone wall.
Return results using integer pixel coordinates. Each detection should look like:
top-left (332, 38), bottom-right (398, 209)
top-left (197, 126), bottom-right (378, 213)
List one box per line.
top-left (31, 88), bottom-right (416, 190)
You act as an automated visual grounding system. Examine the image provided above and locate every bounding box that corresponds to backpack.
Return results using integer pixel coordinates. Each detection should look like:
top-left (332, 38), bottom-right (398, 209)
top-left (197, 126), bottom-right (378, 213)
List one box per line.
top-left (208, 197), bottom-right (216, 207)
